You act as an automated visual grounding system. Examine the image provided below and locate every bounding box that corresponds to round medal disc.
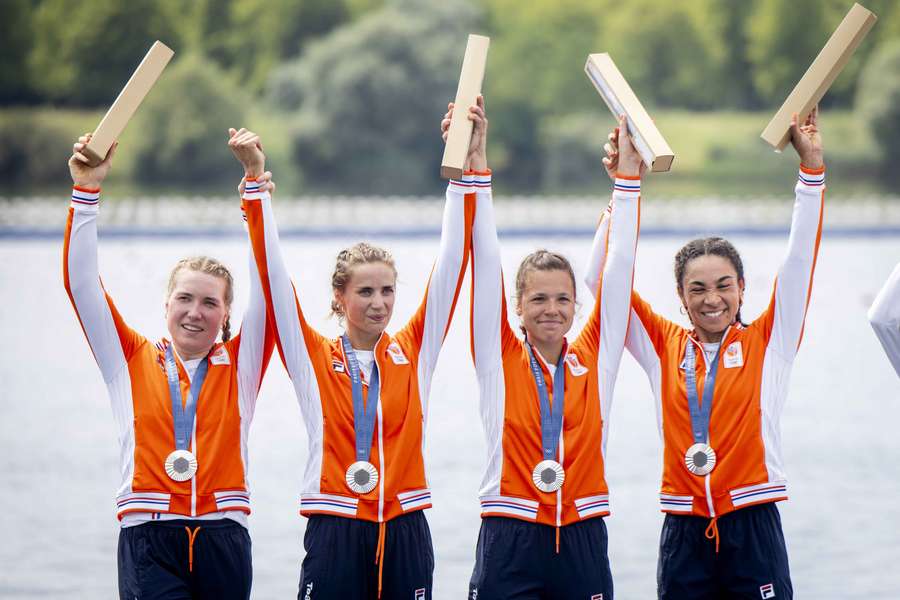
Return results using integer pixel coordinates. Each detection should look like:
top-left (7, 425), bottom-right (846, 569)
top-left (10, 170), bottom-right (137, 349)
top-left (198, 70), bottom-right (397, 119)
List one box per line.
top-left (345, 461), bottom-right (379, 494)
top-left (165, 449), bottom-right (198, 482)
top-left (532, 460), bottom-right (565, 493)
top-left (684, 443), bottom-right (717, 476)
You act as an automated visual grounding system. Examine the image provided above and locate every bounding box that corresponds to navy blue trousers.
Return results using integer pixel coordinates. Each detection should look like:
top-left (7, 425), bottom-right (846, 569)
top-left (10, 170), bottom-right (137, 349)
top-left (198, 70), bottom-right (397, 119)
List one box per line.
top-left (657, 502), bottom-right (793, 600)
top-left (468, 516), bottom-right (614, 600)
top-left (117, 518), bottom-right (252, 600)
top-left (298, 511), bottom-right (434, 599)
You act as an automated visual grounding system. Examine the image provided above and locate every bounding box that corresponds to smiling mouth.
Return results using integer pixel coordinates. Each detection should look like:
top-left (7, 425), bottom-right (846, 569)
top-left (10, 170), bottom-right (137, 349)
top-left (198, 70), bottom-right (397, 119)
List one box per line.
top-left (701, 310), bottom-right (725, 318)
top-left (181, 324), bottom-right (204, 333)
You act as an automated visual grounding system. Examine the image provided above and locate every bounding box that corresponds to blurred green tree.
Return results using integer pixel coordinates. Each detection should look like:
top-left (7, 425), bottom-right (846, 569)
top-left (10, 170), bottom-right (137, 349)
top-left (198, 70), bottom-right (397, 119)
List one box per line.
top-left (0, 0), bottom-right (38, 105)
top-left (131, 54), bottom-right (247, 183)
top-left (29, 0), bottom-right (183, 106)
top-left (191, 0), bottom-right (350, 92)
top-left (269, 0), bottom-right (481, 194)
top-left (856, 40), bottom-right (900, 181)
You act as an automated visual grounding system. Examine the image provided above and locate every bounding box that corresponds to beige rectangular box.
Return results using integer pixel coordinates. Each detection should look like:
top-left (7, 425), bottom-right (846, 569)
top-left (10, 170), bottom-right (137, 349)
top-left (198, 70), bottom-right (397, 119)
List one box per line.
top-left (84, 41), bottom-right (175, 166)
top-left (761, 3), bottom-right (877, 151)
top-left (441, 34), bottom-right (490, 180)
top-left (584, 53), bottom-right (674, 172)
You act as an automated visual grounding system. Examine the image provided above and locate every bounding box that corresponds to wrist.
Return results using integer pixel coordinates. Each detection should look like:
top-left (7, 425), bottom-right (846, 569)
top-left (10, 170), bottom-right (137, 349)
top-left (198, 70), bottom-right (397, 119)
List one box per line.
top-left (244, 166), bottom-right (264, 179)
top-left (800, 154), bottom-right (824, 170)
top-left (73, 180), bottom-right (102, 190)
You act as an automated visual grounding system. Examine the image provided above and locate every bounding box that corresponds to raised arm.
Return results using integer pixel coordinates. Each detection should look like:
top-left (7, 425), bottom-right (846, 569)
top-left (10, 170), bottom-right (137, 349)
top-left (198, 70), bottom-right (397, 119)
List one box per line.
top-left (63, 135), bottom-right (143, 384)
top-left (393, 101), bottom-right (481, 401)
top-left (576, 115), bottom-right (641, 386)
top-left (229, 129), bottom-right (327, 387)
top-left (869, 263), bottom-right (900, 378)
top-left (756, 108), bottom-right (825, 359)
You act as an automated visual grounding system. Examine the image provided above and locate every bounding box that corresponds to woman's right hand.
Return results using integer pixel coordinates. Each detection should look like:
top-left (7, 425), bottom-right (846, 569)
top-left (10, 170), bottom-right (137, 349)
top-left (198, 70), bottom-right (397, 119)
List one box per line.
top-left (69, 133), bottom-right (117, 188)
top-left (602, 114), bottom-right (645, 179)
top-left (228, 128), bottom-right (266, 178)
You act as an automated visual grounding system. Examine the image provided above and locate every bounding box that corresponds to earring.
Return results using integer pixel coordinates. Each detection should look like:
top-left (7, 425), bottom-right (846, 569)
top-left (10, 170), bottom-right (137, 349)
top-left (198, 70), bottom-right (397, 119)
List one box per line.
top-left (679, 305), bottom-right (687, 315)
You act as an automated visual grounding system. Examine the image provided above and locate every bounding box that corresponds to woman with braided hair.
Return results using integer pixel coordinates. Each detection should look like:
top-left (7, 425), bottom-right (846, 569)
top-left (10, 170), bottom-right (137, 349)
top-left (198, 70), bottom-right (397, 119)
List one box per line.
top-left (63, 134), bottom-right (275, 599)
top-left (587, 108), bottom-right (827, 599)
top-left (228, 110), bottom-right (475, 598)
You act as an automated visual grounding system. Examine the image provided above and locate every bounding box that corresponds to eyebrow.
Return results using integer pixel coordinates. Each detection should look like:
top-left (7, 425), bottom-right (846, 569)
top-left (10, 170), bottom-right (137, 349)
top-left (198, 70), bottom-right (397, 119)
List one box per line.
top-left (689, 276), bottom-right (734, 287)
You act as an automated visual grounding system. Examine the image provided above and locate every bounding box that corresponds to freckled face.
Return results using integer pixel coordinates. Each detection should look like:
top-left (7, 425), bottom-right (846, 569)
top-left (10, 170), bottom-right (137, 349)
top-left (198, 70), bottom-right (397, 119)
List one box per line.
top-left (165, 270), bottom-right (229, 359)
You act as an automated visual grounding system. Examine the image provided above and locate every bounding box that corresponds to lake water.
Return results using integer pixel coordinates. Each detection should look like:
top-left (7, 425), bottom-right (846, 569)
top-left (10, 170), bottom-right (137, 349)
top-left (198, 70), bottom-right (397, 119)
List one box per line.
top-left (1, 232), bottom-right (898, 599)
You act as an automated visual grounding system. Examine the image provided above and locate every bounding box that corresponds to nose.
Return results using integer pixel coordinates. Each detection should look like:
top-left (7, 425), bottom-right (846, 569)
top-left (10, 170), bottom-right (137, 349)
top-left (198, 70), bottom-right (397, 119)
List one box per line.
top-left (703, 291), bottom-right (723, 306)
top-left (186, 301), bottom-right (203, 319)
top-left (371, 292), bottom-right (386, 310)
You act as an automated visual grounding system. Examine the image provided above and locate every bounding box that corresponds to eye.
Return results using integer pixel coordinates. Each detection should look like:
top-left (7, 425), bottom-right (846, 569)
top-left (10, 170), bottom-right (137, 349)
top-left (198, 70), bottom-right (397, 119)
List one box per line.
top-left (717, 283), bottom-right (732, 291)
top-left (358, 288), bottom-right (373, 296)
top-left (204, 300), bottom-right (218, 307)
top-left (382, 287), bottom-right (395, 295)
top-left (690, 288), bottom-right (705, 295)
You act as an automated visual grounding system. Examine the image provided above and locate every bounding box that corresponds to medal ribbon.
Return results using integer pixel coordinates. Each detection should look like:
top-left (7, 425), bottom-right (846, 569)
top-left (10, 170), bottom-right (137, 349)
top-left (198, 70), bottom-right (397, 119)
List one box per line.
top-left (525, 342), bottom-right (566, 461)
top-left (683, 340), bottom-right (722, 445)
top-left (164, 344), bottom-right (210, 451)
top-left (341, 334), bottom-right (381, 463)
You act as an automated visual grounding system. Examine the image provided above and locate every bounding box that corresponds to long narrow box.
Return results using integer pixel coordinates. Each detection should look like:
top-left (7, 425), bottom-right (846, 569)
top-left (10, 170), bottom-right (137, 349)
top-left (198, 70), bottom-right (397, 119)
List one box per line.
top-left (441, 34), bottom-right (490, 180)
top-left (83, 41), bottom-right (175, 166)
top-left (761, 3), bottom-right (877, 151)
top-left (584, 53), bottom-right (674, 172)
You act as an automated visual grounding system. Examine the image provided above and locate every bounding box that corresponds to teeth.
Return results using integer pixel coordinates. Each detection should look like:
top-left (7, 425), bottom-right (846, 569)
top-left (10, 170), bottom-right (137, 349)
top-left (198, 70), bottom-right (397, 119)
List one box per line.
top-left (181, 324), bottom-right (203, 332)
top-left (703, 310), bottom-right (724, 318)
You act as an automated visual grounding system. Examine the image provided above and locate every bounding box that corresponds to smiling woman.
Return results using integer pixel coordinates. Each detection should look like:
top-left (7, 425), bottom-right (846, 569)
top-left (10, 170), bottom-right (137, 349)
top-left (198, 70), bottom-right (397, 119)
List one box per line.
top-left (465, 105), bottom-right (641, 598)
top-left (587, 109), bottom-right (827, 600)
top-left (62, 134), bottom-right (275, 600)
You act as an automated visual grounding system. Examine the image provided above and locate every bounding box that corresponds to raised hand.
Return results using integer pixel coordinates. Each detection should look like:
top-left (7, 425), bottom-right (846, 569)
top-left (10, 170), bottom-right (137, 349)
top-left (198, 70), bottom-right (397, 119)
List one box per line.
top-left (789, 106), bottom-right (824, 169)
top-left (238, 171), bottom-right (276, 196)
top-left (602, 114), bottom-right (645, 180)
top-left (441, 94), bottom-right (488, 172)
top-left (69, 133), bottom-right (117, 189)
top-left (228, 128), bottom-right (266, 178)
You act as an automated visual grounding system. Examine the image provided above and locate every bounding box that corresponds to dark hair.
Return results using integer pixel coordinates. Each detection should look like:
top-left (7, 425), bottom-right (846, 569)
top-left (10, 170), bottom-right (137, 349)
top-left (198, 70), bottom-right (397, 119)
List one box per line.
top-left (674, 237), bottom-right (746, 326)
top-left (515, 249), bottom-right (577, 335)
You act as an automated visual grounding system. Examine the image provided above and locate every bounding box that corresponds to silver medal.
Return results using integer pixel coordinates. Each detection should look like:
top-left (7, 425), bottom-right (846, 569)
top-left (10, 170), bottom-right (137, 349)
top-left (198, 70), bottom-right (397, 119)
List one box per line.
top-left (165, 449), bottom-right (198, 482)
top-left (532, 459), bottom-right (565, 492)
top-left (684, 443), bottom-right (717, 476)
top-left (345, 461), bottom-right (379, 494)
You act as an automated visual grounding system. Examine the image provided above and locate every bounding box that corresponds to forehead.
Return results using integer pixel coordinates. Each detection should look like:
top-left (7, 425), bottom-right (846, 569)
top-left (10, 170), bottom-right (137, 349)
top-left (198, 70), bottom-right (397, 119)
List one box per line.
top-left (683, 254), bottom-right (738, 284)
top-left (348, 262), bottom-right (396, 287)
top-left (523, 269), bottom-right (574, 295)
top-left (171, 269), bottom-right (227, 298)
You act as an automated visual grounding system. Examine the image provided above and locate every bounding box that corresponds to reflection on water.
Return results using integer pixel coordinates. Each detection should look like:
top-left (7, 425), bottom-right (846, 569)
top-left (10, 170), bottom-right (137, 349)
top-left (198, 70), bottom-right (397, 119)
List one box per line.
top-left (1, 234), bottom-right (898, 599)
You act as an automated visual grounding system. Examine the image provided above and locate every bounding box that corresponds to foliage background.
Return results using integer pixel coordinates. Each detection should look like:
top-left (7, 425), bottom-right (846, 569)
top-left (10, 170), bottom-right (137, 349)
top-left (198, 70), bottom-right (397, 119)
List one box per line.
top-left (2, 0), bottom-right (899, 195)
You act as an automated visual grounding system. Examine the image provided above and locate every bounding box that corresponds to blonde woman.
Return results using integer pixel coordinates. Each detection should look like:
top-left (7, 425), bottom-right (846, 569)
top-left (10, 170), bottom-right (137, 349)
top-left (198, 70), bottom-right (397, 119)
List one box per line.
top-left (64, 135), bottom-right (274, 599)
top-left (228, 118), bottom-right (476, 599)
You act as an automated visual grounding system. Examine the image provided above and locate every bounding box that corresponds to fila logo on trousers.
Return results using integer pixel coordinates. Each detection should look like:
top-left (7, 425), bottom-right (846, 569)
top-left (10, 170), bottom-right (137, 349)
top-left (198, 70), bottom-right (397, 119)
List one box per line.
top-left (760, 583), bottom-right (776, 599)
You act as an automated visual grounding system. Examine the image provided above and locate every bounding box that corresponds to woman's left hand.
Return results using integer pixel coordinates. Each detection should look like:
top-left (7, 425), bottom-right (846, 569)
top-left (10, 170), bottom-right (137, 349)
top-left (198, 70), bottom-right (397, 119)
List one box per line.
top-left (441, 94), bottom-right (488, 172)
top-left (238, 171), bottom-right (276, 196)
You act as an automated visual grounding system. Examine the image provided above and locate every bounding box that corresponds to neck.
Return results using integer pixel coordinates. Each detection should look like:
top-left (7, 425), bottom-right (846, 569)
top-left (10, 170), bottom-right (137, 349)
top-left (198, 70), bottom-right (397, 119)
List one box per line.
top-left (172, 342), bottom-right (212, 361)
top-left (531, 338), bottom-right (564, 365)
top-left (346, 327), bottom-right (380, 351)
top-left (694, 326), bottom-right (726, 344)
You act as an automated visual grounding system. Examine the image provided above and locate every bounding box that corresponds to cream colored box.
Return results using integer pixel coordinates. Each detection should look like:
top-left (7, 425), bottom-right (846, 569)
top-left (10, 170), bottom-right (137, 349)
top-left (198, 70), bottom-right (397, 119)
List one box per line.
top-left (441, 34), bottom-right (490, 180)
top-left (84, 41), bottom-right (175, 166)
top-left (584, 53), bottom-right (674, 172)
top-left (761, 3), bottom-right (877, 151)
